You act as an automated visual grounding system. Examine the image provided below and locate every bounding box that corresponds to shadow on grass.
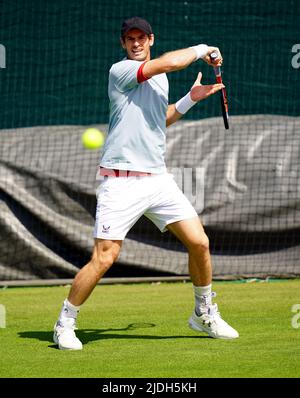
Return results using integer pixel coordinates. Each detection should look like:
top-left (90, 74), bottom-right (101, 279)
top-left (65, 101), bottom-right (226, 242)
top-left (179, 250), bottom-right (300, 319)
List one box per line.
top-left (18, 322), bottom-right (209, 348)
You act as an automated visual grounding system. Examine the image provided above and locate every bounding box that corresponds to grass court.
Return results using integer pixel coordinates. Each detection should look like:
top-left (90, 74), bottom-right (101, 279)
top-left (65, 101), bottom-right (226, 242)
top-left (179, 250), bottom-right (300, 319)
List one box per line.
top-left (0, 280), bottom-right (300, 378)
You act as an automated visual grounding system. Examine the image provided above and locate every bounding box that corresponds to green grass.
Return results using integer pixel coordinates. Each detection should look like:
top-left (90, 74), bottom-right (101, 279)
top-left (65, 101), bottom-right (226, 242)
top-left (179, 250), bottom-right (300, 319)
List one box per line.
top-left (0, 280), bottom-right (300, 378)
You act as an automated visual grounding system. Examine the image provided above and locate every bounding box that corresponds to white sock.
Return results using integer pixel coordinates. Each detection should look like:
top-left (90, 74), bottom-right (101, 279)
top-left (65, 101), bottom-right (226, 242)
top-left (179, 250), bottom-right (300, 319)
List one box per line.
top-left (59, 298), bottom-right (80, 322)
top-left (193, 284), bottom-right (212, 315)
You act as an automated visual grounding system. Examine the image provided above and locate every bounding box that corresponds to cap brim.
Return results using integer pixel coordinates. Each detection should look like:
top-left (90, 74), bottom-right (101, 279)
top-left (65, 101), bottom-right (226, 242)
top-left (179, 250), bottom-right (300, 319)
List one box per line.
top-left (122, 25), bottom-right (151, 36)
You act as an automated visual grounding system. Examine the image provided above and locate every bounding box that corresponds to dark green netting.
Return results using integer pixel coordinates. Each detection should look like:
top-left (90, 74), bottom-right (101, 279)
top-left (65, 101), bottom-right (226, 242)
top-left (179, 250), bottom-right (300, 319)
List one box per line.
top-left (0, 0), bottom-right (299, 129)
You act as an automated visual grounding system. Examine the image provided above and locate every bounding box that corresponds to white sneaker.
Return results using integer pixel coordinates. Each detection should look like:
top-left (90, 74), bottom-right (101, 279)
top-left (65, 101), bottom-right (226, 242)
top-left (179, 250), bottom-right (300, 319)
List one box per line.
top-left (188, 303), bottom-right (239, 339)
top-left (53, 318), bottom-right (83, 350)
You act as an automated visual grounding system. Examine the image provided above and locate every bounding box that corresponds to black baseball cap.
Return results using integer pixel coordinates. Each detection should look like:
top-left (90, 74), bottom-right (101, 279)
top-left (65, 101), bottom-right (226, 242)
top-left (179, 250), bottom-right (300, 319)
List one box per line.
top-left (121, 17), bottom-right (153, 37)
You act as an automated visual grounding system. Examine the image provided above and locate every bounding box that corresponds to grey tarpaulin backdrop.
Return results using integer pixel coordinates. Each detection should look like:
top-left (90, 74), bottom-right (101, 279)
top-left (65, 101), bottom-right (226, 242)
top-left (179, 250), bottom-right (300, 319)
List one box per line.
top-left (0, 116), bottom-right (299, 280)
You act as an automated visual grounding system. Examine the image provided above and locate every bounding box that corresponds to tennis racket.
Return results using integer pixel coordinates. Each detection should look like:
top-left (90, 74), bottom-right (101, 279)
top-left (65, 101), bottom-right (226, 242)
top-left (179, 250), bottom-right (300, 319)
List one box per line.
top-left (210, 51), bottom-right (229, 129)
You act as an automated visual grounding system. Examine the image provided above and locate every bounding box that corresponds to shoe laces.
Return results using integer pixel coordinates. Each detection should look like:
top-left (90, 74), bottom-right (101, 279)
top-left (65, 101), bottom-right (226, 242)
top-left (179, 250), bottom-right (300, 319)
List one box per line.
top-left (207, 303), bottom-right (221, 321)
top-left (198, 304), bottom-right (222, 329)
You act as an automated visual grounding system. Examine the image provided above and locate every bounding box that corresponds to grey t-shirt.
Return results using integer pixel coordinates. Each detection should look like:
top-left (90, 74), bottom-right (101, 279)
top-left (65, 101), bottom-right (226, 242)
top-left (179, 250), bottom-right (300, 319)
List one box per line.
top-left (100, 59), bottom-right (169, 174)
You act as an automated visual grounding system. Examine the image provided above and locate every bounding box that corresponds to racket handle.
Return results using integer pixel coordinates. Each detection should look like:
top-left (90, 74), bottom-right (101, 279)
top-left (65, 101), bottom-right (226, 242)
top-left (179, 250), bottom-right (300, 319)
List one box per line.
top-left (209, 51), bottom-right (221, 75)
top-left (209, 51), bottom-right (218, 61)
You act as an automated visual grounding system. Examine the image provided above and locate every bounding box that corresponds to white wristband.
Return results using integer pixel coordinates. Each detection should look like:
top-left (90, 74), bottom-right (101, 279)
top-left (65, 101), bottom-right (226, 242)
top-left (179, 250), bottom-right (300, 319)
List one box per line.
top-left (190, 44), bottom-right (209, 60)
top-left (175, 92), bottom-right (196, 115)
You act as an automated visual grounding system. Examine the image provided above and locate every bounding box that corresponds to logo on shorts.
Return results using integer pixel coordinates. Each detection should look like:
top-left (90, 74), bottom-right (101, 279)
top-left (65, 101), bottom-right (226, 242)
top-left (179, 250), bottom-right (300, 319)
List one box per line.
top-left (102, 225), bottom-right (111, 233)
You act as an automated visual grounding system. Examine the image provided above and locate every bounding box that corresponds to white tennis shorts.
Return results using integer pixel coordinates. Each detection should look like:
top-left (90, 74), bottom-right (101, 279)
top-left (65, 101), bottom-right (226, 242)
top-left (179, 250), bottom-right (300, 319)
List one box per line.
top-left (93, 173), bottom-right (198, 240)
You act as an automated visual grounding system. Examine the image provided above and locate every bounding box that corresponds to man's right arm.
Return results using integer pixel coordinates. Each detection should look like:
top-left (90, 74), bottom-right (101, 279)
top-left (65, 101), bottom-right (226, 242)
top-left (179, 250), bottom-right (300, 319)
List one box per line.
top-left (142, 45), bottom-right (221, 78)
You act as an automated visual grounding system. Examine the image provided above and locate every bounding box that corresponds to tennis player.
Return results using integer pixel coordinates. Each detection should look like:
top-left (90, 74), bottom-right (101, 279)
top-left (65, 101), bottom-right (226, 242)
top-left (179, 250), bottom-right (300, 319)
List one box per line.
top-left (54, 17), bottom-right (239, 350)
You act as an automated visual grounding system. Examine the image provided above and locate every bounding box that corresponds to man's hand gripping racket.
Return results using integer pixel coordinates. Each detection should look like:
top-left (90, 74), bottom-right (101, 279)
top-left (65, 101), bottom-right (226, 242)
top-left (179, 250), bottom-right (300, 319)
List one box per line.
top-left (210, 51), bottom-right (229, 129)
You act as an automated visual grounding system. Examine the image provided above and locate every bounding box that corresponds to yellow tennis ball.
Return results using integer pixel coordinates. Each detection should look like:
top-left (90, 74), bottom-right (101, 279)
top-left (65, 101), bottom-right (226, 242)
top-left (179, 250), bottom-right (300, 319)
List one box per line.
top-left (82, 128), bottom-right (105, 150)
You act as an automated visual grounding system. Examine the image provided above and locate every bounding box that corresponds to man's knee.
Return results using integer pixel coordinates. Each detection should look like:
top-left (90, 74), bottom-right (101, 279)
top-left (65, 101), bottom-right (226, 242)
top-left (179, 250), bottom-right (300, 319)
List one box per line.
top-left (91, 242), bottom-right (121, 276)
top-left (92, 253), bottom-right (114, 274)
top-left (188, 234), bottom-right (210, 252)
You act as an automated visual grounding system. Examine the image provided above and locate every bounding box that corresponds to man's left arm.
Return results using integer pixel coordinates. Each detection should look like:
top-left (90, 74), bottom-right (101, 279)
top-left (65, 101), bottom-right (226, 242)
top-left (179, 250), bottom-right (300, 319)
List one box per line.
top-left (166, 104), bottom-right (183, 127)
top-left (166, 72), bottom-right (224, 127)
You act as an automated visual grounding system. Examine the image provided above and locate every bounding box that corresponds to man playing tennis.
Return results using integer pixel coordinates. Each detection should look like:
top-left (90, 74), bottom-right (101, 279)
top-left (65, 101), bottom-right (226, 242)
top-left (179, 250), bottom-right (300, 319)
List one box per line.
top-left (54, 17), bottom-right (239, 350)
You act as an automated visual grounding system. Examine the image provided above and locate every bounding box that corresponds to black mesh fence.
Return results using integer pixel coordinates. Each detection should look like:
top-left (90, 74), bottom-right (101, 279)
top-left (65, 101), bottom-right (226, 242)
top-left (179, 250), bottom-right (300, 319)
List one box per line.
top-left (0, 0), bottom-right (299, 280)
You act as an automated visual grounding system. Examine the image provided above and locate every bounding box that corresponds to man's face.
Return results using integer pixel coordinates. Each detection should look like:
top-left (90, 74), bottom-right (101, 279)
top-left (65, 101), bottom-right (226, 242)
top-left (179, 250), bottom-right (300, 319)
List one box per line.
top-left (121, 29), bottom-right (154, 61)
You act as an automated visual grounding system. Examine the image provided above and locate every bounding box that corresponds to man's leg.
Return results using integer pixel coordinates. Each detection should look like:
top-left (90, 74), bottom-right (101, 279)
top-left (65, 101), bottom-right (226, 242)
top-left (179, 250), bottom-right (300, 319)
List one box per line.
top-left (54, 239), bottom-right (122, 350)
top-left (167, 217), bottom-right (238, 339)
top-left (68, 239), bottom-right (122, 306)
top-left (167, 216), bottom-right (212, 287)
